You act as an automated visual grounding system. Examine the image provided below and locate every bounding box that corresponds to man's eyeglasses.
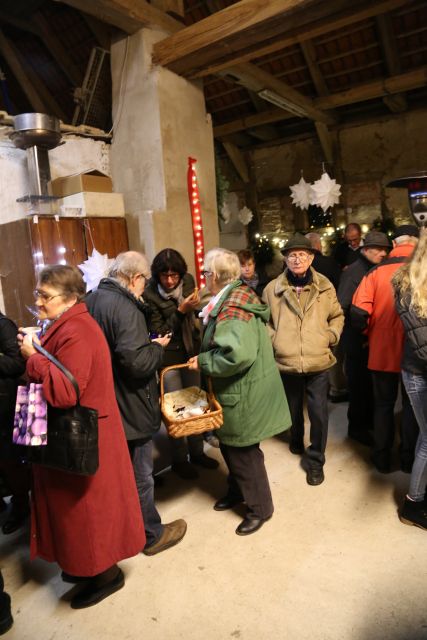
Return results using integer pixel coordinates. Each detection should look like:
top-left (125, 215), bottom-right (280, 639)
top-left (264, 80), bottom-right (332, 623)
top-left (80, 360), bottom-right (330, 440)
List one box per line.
top-left (286, 253), bottom-right (311, 263)
top-left (33, 290), bottom-right (63, 303)
top-left (201, 270), bottom-right (213, 277)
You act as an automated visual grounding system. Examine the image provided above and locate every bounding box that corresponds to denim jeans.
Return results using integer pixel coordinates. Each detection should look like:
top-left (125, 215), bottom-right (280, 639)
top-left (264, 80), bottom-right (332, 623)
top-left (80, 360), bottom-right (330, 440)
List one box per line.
top-left (402, 370), bottom-right (427, 501)
top-left (128, 438), bottom-right (164, 547)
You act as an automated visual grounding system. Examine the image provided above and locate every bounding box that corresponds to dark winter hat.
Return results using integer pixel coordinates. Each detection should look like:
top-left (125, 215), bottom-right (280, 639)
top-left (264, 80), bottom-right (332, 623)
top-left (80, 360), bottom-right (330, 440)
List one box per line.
top-left (281, 233), bottom-right (314, 255)
top-left (393, 224), bottom-right (420, 239)
top-left (363, 231), bottom-right (391, 249)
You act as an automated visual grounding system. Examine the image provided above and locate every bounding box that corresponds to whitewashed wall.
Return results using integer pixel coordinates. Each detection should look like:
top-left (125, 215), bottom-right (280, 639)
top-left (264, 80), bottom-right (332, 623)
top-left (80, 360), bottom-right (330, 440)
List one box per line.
top-left (0, 128), bottom-right (110, 225)
top-left (0, 129), bottom-right (111, 311)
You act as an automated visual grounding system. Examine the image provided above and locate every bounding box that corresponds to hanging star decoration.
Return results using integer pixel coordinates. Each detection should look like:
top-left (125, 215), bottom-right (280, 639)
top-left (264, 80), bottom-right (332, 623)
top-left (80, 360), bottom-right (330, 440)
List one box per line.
top-left (238, 206), bottom-right (253, 225)
top-left (78, 248), bottom-right (114, 292)
top-left (289, 176), bottom-right (313, 210)
top-left (310, 171), bottom-right (342, 212)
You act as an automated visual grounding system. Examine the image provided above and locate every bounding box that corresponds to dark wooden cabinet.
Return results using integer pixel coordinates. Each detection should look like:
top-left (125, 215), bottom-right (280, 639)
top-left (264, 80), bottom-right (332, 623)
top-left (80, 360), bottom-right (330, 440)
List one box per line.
top-left (0, 216), bottom-right (128, 326)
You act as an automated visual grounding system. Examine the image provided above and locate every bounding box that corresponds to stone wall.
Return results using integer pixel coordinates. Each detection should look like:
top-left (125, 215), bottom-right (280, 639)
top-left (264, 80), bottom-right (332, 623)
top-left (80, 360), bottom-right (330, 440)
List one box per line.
top-left (245, 108), bottom-right (427, 237)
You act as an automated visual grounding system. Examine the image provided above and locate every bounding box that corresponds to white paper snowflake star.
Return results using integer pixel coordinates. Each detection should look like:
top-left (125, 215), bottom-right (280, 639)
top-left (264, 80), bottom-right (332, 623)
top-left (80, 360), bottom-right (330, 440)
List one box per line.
top-left (289, 177), bottom-right (313, 210)
top-left (310, 172), bottom-right (341, 212)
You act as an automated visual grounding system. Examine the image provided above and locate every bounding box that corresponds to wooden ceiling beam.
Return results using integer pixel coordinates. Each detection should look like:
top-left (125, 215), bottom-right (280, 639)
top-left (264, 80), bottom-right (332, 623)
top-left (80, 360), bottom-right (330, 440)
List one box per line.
top-left (0, 28), bottom-right (48, 114)
top-left (0, 12), bottom-right (39, 35)
top-left (375, 12), bottom-right (407, 113)
top-left (383, 93), bottom-right (407, 113)
top-left (315, 67), bottom-right (426, 109)
top-left (150, 0), bottom-right (185, 18)
top-left (214, 109), bottom-right (294, 138)
top-left (314, 121), bottom-right (335, 165)
top-left (153, 0), bottom-right (357, 73)
top-left (180, 0), bottom-right (410, 80)
top-left (223, 62), bottom-right (336, 125)
top-left (213, 66), bottom-right (427, 137)
top-left (81, 14), bottom-right (112, 50)
top-left (33, 12), bottom-right (83, 87)
top-left (222, 141), bottom-right (249, 183)
top-left (54, 0), bottom-right (182, 35)
top-left (300, 40), bottom-right (329, 97)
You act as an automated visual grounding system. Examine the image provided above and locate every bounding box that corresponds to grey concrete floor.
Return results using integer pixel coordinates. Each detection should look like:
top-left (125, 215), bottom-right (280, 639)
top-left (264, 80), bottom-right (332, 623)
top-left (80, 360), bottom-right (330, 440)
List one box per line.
top-left (1, 401), bottom-right (426, 640)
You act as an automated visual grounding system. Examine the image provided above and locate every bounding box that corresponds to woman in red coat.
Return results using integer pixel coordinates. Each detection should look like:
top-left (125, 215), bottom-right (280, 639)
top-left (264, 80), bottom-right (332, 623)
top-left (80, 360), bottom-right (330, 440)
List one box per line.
top-left (19, 265), bottom-right (145, 609)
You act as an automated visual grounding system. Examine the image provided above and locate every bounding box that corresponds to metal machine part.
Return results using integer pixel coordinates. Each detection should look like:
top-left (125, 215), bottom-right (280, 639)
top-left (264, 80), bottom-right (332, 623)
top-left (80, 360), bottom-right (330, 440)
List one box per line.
top-left (9, 113), bottom-right (62, 199)
top-left (387, 173), bottom-right (427, 226)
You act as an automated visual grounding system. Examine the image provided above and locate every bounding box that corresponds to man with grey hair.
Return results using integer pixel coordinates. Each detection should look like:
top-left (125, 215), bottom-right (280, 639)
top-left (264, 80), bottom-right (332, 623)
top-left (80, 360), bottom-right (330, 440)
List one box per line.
top-left (86, 251), bottom-right (187, 555)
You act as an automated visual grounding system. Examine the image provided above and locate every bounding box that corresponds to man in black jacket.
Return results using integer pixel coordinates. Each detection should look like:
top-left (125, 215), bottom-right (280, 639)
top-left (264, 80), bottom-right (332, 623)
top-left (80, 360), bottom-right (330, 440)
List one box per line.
top-left (337, 231), bottom-right (390, 444)
top-left (334, 223), bottom-right (363, 269)
top-left (305, 233), bottom-right (341, 290)
top-left (86, 251), bottom-right (187, 556)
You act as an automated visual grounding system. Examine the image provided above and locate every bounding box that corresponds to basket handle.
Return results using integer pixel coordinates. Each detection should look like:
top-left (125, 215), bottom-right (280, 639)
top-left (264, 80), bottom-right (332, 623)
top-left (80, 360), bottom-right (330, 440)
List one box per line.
top-left (159, 362), bottom-right (214, 399)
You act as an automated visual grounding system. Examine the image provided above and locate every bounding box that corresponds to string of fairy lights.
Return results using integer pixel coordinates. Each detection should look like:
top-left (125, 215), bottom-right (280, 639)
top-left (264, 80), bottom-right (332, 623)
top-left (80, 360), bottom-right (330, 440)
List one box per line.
top-left (187, 157), bottom-right (206, 289)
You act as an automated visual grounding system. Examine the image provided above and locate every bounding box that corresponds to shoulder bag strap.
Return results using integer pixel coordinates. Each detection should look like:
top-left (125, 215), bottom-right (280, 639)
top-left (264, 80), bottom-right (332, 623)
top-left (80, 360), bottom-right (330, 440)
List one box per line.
top-left (32, 340), bottom-right (81, 404)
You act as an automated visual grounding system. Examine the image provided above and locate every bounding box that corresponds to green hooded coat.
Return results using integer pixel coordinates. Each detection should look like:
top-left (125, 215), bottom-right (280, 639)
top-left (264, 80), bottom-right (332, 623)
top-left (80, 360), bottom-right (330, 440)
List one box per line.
top-left (198, 282), bottom-right (291, 447)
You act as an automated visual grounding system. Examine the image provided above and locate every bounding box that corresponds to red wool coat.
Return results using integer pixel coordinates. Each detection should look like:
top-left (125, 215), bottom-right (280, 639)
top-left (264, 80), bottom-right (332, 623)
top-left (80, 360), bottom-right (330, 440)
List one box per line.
top-left (350, 244), bottom-right (415, 372)
top-left (26, 303), bottom-right (145, 576)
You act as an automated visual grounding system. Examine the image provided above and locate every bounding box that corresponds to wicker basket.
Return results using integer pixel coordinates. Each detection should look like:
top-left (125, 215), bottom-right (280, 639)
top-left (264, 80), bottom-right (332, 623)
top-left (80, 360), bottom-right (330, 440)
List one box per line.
top-left (160, 363), bottom-right (223, 438)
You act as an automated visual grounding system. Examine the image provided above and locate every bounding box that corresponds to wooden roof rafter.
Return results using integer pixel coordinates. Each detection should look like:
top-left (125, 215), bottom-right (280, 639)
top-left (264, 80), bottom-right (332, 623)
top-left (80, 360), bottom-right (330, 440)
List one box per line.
top-left (153, 0), bottom-right (411, 78)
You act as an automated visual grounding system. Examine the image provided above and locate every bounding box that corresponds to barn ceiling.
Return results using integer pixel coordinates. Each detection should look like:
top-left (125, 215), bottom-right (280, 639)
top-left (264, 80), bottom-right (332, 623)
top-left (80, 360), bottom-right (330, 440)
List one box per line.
top-left (0, 0), bottom-right (425, 158)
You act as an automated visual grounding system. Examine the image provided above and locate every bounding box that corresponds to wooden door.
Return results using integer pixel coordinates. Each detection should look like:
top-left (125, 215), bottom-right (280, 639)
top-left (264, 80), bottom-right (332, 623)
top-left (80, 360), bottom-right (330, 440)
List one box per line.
top-left (28, 217), bottom-right (87, 268)
top-left (83, 217), bottom-right (129, 259)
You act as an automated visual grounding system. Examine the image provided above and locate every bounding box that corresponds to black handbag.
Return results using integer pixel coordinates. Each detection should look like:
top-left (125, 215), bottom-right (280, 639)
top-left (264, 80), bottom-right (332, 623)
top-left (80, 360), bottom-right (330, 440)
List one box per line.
top-left (28, 342), bottom-right (99, 476)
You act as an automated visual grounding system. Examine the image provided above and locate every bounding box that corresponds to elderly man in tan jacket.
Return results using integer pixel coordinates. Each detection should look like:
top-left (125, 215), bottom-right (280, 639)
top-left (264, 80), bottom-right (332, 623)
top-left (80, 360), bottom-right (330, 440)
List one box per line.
top-left (263, 233), bottom-right (344, 486)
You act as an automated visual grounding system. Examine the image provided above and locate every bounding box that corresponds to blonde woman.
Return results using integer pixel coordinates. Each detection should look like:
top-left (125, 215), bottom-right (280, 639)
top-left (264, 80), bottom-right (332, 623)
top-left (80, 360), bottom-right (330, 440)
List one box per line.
top-left (393, 228), bottom-right (427, 531)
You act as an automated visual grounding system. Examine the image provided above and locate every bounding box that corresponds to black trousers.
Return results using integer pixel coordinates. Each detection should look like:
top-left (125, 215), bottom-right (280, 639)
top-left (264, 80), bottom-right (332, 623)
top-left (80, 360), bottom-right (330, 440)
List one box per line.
top-left (345, 346), bottom-right (374, 436)
top-left (219, 443), bottom-right (273, 520)
top-left (280, 370), bottom-right (329, 468)
top-left (371, 371), bottom-right (419, 467)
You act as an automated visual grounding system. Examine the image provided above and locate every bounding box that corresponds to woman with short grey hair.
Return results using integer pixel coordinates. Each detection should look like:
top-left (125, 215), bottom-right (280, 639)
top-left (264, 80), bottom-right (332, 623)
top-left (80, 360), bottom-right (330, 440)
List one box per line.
top-left (188, 248), bottom-right (291, 536)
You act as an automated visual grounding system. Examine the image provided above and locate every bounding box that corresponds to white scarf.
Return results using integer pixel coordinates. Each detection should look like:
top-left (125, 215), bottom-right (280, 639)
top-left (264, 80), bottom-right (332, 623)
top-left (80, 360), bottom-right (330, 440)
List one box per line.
top-left (199, 284), bottom-right (232, 325)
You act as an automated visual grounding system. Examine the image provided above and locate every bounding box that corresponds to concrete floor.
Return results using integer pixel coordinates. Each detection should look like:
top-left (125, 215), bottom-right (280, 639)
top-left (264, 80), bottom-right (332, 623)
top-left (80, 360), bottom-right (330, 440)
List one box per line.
top-left (1, 401), bottom-right (426, 640)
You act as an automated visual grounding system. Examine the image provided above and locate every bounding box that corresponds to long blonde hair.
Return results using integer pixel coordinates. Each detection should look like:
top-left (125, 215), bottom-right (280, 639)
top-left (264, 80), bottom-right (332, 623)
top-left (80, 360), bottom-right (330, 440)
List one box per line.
top-left (392, 228), bottom-right (427, 318)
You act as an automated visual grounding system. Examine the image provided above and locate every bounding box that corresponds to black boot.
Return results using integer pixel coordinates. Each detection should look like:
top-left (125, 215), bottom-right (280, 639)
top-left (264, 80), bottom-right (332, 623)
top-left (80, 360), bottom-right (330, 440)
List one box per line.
top-left (0, 572), bottom-right (13, 635)
top-left (399, 497), bottom-right (427, 530)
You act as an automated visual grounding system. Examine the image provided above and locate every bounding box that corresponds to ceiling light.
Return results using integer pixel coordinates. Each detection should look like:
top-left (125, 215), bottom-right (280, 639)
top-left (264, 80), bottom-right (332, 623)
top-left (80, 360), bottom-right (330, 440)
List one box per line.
top-left (257, 89), bottom-right (308, 118)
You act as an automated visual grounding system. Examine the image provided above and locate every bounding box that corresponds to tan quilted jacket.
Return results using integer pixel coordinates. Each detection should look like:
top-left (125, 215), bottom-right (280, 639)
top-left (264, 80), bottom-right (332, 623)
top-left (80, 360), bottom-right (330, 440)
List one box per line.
top-left (263, 268), bottom-right (344, 374)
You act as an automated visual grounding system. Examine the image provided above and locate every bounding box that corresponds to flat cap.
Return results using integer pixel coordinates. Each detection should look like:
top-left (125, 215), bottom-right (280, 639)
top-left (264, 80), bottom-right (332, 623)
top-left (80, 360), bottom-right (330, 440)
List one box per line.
top-left (363, 231), bottom-right (391, 248)
top-left (281, 233), bottom-right (314, 255)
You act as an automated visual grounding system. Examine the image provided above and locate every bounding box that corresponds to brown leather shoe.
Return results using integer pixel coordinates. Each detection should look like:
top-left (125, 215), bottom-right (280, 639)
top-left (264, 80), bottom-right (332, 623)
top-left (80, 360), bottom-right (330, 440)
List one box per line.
top-left (142, 519), bottom-right (187, 556)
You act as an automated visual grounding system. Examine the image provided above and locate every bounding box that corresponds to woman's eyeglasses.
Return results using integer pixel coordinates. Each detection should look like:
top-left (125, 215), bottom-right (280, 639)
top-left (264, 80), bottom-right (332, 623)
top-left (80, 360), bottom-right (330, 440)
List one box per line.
top-left (201, 270), bottom-right (213, 277)
top-left (33, 290), bottom-right (63, 303)
top-left (159, 272), bottom-right (180, 281)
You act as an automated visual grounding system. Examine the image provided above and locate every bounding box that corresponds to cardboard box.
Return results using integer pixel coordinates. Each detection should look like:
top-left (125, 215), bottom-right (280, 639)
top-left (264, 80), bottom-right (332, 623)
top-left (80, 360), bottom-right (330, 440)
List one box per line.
top-left (49, 170), bottom-right (113, 197)
top-left (58, 192), bottom-right (125, 217)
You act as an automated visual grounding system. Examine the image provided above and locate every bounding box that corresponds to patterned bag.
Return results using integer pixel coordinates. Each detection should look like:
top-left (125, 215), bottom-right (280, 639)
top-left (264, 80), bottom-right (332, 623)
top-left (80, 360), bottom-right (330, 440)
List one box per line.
top-left (13, 383), bottom-right (48, 446)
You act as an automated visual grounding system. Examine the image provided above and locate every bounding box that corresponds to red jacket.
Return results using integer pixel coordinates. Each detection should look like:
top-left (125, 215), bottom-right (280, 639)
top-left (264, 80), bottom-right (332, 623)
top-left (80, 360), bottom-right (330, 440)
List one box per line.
top-left (350, 244), bottom-right (415, 372)
top-left (26, 303), bottom-right (145, 575)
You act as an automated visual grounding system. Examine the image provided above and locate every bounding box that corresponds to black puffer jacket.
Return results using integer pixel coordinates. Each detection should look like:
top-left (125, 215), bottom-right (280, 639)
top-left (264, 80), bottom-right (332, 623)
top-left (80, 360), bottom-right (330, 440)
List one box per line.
top-left (143, 273), bottom-right (200, 367)
top-left (0, 314), bottom-right (26, 457)
top-left (85, 279), bottom-right (164, 440)
top-left (395, 292), bottom-right (427, 375)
